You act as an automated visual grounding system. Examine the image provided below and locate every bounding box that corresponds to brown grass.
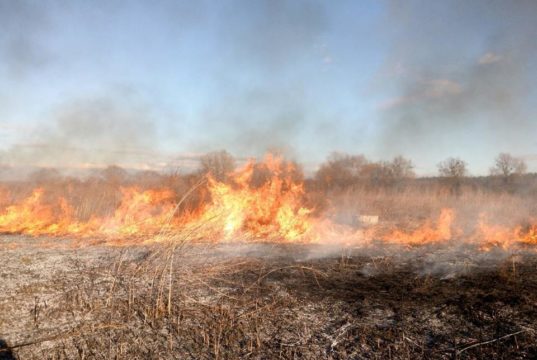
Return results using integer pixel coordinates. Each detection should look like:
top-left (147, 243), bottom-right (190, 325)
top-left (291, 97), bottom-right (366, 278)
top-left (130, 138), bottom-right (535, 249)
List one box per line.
top-left (2, 237), bottom-right (537, 359)
top-left (2, 177), bottom-right (537, 358)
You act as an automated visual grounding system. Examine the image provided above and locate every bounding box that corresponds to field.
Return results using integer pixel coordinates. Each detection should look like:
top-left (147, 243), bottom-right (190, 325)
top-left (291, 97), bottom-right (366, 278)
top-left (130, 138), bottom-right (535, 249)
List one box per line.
top-left (2, 235), bottom-right (537, 359)
top-left (2, 169), bottom-right (537, 359)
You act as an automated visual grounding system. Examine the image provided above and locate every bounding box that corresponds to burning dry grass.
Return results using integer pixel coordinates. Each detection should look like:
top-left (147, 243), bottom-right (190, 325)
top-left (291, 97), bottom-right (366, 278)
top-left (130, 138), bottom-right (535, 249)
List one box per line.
top-left (2, 159), bottom-right (537, 358)
top-left (2, 166), bottom-right (537, 253)
top-left (0, 155), bottom-right (313, 242)
top-left (324, 186), bottom-right (537, 251)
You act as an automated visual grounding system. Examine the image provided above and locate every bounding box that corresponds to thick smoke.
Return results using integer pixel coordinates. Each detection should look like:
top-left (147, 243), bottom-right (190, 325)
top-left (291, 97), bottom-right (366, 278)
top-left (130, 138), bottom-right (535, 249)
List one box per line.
top-left (377, 0), bottom-right (537, 170)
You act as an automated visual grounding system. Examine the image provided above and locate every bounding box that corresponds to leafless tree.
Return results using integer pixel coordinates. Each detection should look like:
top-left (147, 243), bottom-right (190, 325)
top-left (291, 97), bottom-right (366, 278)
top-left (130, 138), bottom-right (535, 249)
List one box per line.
top-left (315, 152), bottom-right (369, 189)
top-left (315, 153), bottom-right (415, 189)
top-left (438, 157), bottom-right (467, 178)
top-left (199, 150), bottom-right (236, 182)
top-left (389, 156), bottom-right (415, 179)
top-left (490, 153), bottom-right (527, 179)
top-left (438, 157), bottom-right (467, 195)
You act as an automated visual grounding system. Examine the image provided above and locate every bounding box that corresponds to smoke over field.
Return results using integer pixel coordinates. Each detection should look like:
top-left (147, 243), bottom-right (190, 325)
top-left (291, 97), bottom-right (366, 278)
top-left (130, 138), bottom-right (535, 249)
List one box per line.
top-left (1, 152), bottom-right (537, 358)
top-left (2, 0), bottom-right (537, 359)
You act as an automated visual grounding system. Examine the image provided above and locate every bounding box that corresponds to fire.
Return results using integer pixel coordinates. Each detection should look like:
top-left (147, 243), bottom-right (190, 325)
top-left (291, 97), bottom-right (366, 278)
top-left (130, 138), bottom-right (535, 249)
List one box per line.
top-left (382, 208), bottom-right (455, 247)
top-left (101, 187), bottom-right (176, 236)
top-left (517, 225), bottom-right (537, 246)
top-left (1, 156), bottom-right (537, 251)
top-left (0, 187), bottom-right (177, 238)
top-left (0, 188), bottom-right (76, 236)
top-left (0, 155), bottom-right (313, 242)
top-left (190, 154), bottom-right (313, 241)
top-left (476, 216), bottom-right (537, 251)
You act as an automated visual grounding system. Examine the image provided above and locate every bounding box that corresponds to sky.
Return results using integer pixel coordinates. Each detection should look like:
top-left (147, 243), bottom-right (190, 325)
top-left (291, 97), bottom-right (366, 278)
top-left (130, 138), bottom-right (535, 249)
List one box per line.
top-left (0, 0), bottom-right (536, 175)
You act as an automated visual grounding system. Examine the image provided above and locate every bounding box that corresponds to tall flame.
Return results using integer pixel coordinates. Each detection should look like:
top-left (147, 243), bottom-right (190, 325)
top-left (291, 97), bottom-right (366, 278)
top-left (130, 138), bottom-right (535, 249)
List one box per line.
top-left (191, 154), bottom-right (312, 241)
top-left (1, 156), bottom-right (537, 251)
top-left (0, 155), bottom-right (313, 242)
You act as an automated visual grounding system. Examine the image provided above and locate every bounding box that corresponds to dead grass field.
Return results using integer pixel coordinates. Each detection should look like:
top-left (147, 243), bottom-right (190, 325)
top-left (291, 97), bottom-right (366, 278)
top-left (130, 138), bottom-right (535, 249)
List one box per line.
top-left (1, 233), bottom-right (537, 360)
top-left (2, 179), bottom-right (537, 359)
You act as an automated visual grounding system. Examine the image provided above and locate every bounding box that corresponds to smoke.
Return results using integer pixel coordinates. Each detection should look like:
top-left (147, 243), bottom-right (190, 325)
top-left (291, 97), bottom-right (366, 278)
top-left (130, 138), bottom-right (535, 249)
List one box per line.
top-left (0, 92), bottom-right (160, 169)
top-left (0, 0), bottom-right (51, 78)
top-left (377, 0), bottom-right (537, 169)
top-left (191, 0), bottom-right (330, 159)
top-left (217, 0), bottom-right (327, 71)
top-left (2, 0), bottom-right (536, 173)
top-left (197, 86), bottom-right (309, 157)
top-left (0, 0), bottom-right (332, 167)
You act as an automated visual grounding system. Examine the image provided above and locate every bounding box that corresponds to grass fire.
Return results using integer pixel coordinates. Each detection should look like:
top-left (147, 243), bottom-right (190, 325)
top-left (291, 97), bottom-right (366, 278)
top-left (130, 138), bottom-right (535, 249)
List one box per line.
top-left (1, 155), bottom-right (537, 252)
top-left (2, 1), bottom-right (537, 359)
top-left (2, 152), bottom-right (537, 358)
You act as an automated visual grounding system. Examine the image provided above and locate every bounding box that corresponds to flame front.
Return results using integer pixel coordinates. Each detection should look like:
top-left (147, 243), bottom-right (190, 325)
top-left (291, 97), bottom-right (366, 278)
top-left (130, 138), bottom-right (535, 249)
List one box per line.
top-left (475, 217), bottom-right (537, 251)
top-left (0, 187), bottom-right (177, 238)
top-left (0, 155), bottom-right (313, 242)
top-left (382, 208), bottom-right (455, 247)
top-left (1, 156), bottom-right (537, 251)
top-left (190, 154), bottom-right (313, 241)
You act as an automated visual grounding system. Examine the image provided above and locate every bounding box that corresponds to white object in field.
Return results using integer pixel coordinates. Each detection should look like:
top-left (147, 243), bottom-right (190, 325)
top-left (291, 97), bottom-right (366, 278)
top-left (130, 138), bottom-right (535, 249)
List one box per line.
top-left (357, 215), bottom-right (379, 226)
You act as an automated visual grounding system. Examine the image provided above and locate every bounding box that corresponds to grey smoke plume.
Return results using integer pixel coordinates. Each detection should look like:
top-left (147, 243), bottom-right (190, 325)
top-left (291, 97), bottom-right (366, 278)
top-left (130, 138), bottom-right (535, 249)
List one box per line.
top-left (377, 0), bottom-right (537, 168)
top-left (1, 0), bottom-right (332, 166)
top-left (0, 93), bottom-right (159, 168)
top-left (191, 0), bottom-right (330, 159)
top-left (217, 0), bottom-right (327, 71)
top-left (0, 0), bottom-right (51, 77)
top-left (197, 86), bottom-right (308, 157)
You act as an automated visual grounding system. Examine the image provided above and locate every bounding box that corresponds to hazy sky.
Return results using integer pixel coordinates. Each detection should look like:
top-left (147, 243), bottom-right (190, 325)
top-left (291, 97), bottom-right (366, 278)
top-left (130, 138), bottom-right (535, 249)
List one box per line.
top-left (0, 0), bottom-right (536, 175)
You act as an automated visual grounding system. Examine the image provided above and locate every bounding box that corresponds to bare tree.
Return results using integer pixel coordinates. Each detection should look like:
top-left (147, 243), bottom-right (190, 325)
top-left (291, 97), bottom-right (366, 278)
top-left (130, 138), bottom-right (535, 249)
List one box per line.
top-left (389, 156), bottom-right (415, 179)
top-left (199, 150), bottom-right (236, 182)
top-left (438, 157), bottom-right (467, 178)
top-left (315, 152), bottom-right (368, 189)
top-left (490, 153), bottom-right (527, 179)
top-left (438, 157), bottom-right (467, 195)
top-left (315, 153), bottom-right (415, 189)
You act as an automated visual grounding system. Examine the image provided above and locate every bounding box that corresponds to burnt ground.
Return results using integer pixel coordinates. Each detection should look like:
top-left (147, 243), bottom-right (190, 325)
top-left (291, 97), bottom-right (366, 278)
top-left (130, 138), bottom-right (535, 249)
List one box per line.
top-left (0, 235), bottom-right (536, 359)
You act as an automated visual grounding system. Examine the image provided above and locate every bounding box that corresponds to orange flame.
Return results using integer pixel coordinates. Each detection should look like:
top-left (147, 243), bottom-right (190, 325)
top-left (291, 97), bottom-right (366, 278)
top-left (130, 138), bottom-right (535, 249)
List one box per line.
top-left (0, 155), bottom-right (313, 242)
top-left (0, 188), bottom-right (75, 236)
top-left (191, 154), bottom-right (313, 241)
top-left (1, 157), bottom-right (537, 251)
top-left (101, 187), bottom-right (176, 236)
top-left (476, 216), bottom-right (537, 251)
top-left (382, 208), bottom-right (455, 247)
top-left (0, 187), bottom-right (177, 238)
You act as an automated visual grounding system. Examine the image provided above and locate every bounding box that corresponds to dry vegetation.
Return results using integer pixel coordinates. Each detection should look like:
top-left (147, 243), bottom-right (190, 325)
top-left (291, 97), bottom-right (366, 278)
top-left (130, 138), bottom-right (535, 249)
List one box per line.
top-left (2, 236), bottom-right (537, 359)
top-left (2, 154), bottom-right (537, 359)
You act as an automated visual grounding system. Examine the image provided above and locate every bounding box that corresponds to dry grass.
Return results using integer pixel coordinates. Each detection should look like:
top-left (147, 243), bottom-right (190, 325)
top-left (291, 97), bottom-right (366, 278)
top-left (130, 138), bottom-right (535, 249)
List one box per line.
top-left (2, 179), bottom-right (537, 358)
top-left (2, 233), bottom-right (537, 359)
top-left (324, 185), bottom-right (537, 232)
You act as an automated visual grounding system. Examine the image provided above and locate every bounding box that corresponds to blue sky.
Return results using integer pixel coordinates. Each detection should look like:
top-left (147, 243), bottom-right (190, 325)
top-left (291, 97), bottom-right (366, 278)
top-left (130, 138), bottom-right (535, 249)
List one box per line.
top-left (0, 0), bottom-right (536, 175)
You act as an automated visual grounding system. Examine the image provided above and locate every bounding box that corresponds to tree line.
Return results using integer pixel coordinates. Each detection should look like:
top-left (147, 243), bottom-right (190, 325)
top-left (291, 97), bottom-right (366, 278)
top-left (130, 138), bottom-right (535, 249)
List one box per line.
top-left (198, 150), bottom-right (528, 183)
top-left (19, 150), bottom-right (531, 195)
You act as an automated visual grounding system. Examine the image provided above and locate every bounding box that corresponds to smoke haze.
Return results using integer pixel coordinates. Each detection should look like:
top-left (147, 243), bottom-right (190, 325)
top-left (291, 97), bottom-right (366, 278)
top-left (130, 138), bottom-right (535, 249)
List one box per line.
top-left (0, 0), bottom-right (536, 174)
top-left (377, 0), bottom-right (537, 172)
